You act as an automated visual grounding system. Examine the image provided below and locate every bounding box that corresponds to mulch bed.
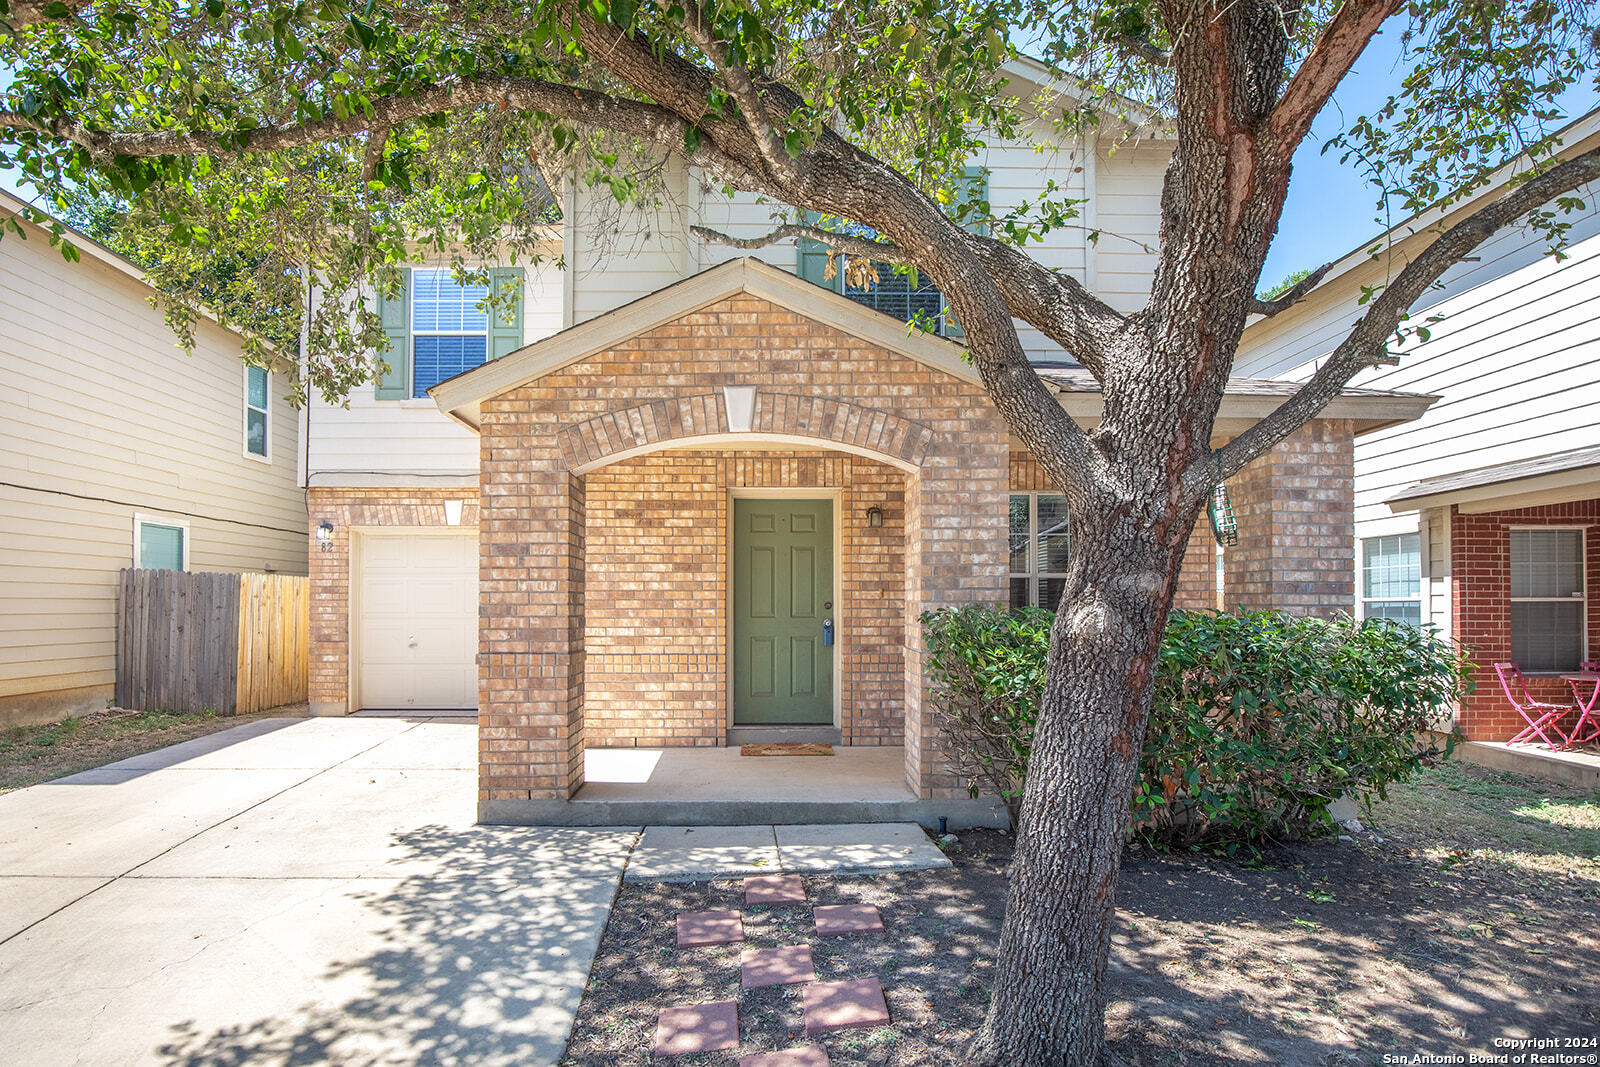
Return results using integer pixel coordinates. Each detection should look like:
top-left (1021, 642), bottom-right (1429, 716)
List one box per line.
top-left (561, 829), bottom-right (1600, 1065)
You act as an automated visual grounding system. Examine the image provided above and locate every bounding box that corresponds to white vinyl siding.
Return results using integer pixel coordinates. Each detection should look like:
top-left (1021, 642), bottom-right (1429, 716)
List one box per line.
top-left (1510, 528), bottom-right (1586, 673)
top-left (0, 203), bottom-right (306, 707)
top-left (1361, 533), bottom-right (1421, 626)
top-left (1009, 493), bottom-right (1072, 610)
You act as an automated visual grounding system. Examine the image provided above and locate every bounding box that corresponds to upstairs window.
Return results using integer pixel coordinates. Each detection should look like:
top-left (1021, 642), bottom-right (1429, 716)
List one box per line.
top-left (1510, 528), bottom-right (1586, 672)
top-left (411, 269), bottom-right (489, 397)
top-left (1361, 533), bottom-right (1421, 626)
top-left (1010, 493), bottom-right (1071, 610)
top-left (243, 365), bottom-right (270, 459)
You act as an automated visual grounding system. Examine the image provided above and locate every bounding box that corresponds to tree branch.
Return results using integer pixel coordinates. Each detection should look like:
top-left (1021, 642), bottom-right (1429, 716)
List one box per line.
top-left (689, 220), bottom-right (1131, 378)
top-left (1109, 33), bottom-right (1171, 66)
top-left (678, 0), bottom-right (796, 180)
top-left (1, 73), bottom-right (769, 190)
top-left (1265, 0), bottom-right (1402, 150)
top-left (1216, 144), bottom-right (1600, 480)
top-left (1, 0), bottom-right (93, 31)
top-left (1248, 261), bottom-right (1332, 316)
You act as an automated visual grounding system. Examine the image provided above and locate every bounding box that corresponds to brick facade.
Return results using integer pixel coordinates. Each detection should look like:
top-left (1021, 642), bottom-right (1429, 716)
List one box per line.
top-left (1449, 498), bottom-right (1600, 740)
top-left (583, 448), bottom-right (907, 748)
top-left (477, 294), bottom-right (1012, 804)
top-left (305, 487), bottom-right (479, 716)
top-left (1223, 419), bottom-right (1356, 616)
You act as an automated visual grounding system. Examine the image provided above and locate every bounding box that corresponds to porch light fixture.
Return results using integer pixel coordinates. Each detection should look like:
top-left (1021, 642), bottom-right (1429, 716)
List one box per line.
top-left (315, 520), bottom-right (334, 552)
top-left (866, 505), bottom-right (884, 528)
top-left (443, 499), bottom-right (464, 526)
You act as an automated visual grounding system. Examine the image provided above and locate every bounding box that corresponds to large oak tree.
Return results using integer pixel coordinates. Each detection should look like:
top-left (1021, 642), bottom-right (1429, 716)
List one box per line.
top-left (3, 0), bottom-right (1596, 1059)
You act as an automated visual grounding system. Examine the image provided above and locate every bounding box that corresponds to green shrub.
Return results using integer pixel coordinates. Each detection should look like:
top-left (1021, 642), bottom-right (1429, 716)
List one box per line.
top-left (921, 606), bottom-right (1470, 844)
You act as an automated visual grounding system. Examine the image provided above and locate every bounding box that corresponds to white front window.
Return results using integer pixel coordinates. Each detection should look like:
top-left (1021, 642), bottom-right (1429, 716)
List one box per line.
top-left (411, 269), bottom-right (489, 397)
top-left (1361, 533), bottom-right (1421, 626)
top-left (1510, 528), bottom-right (1586, 673)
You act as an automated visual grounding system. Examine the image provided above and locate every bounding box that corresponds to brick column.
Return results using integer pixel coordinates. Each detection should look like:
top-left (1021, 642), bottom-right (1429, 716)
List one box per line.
top-left (904, 425), bottom-right (1011, 799)
top-left (478, 408), bottom-right (586, 808)
top-left (1222, 419), bottom-right (1355, 617)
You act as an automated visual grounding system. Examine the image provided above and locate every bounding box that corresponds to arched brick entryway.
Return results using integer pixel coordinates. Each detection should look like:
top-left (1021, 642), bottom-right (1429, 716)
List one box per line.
top-left (473, 292), bottom-right (1010, 821)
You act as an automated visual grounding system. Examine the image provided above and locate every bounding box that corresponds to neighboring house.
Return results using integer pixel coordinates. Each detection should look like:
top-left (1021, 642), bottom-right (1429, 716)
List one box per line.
top-left (0, 190), bottom-right (308, 727)
top-left (1234, 109), bottom-right (1600, 743)
top-left (301, 66), bottom-right (1431, 823)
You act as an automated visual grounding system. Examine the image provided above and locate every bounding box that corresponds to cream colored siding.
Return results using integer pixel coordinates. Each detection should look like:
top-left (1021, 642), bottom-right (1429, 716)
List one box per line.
top-left (569, 158), bottom-right (692, 325)
top-left (304, 257), bottom-right (564, 479)
top-left (1093, 140), bottom-right (1168, 314)
top-left (1, 204), bottom-right (306, 709)
top-left (1422, 507), bottom-right (1450, 636)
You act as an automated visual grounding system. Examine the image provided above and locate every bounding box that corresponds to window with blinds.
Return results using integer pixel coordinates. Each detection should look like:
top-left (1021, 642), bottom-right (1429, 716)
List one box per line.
top-left (1510, 528), bottom-right (1586, 672)
top-left (1361, 533), bottom-right (1421, 626)
top-left (1009, 493), bottom-right (1071, 610)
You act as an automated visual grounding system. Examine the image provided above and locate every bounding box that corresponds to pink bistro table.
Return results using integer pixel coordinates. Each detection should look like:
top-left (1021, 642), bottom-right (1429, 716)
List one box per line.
top-left (1558, 673), bottom-right (1600, 749)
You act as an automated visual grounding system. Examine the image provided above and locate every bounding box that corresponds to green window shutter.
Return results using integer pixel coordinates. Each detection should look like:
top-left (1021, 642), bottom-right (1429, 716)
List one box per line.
top-left (796, 210), bottom-right (841, 292)
top-left (487, 266), bottom-right (525, 360)
top-left (374, 271), bottom-right (411, 400)
top-left (944, 165), bottom-right (990, 341)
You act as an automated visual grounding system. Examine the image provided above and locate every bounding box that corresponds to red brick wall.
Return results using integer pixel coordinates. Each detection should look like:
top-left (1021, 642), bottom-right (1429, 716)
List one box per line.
top-left (1450, 498), bottom-right (1600, 740)
top-left (582, 448), bottom-right (907, 748)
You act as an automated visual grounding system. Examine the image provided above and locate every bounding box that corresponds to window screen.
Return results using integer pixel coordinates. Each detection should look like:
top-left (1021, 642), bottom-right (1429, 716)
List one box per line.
top-left (1361, 533), bottom-right (1421, 627)
top-left (139, 523), bottom-right (185, 571)
top-left (245, 366), bottom-right (269, 457)
top-left (1510, 529), bottom-right (1585, 672)
top-left (411, 269), bottom-right (489, 396)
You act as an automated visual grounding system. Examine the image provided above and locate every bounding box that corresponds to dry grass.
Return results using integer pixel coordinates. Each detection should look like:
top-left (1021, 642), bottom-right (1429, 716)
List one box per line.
top-left (0, 704), bottom-right (308, 794)
top-left (1365, 760), bottom-right (1600, 884)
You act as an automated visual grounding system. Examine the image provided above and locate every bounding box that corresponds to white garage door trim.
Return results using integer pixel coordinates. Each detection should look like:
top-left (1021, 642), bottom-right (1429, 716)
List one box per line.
top-left (352, 528), bottom-right (478, 712)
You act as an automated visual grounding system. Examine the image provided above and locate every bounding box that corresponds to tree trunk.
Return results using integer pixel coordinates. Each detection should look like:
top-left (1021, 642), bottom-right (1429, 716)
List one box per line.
top-left (969, 496), bottom-right (1199, 1065)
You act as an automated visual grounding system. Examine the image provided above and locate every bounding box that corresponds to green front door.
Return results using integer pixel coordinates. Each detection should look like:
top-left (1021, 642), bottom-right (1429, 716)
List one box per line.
top-left (732, 499), bottom-right (834, 724)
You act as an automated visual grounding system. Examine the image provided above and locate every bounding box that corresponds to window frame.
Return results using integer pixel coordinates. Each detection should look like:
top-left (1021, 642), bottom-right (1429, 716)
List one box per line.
top-left (1009, 492), bottom-right (1072, 611)
top-left (132, 514), bottom-right (190, 572)
top-left (839, 255), bottom-right (951, 337)
top-left (242, 364), bottom-right (271, 462)
top-left (1509, 525), bottom-right (1588, 674)
top-left (1359, 532), bottom-right (1423, 627)
top-left (409, 267), bottom-right (490, 399)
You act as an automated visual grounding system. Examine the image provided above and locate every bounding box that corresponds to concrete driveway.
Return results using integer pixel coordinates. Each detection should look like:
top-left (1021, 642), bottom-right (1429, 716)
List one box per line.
top-left (0, 715), bottom-right (637, 1067)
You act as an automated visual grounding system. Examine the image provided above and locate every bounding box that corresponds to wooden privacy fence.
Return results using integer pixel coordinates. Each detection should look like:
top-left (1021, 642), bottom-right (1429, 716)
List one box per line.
top-left (117, 569), bottom-right (309, 715)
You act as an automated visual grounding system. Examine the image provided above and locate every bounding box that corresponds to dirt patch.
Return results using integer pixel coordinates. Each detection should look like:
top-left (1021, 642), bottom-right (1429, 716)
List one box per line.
top-left (563, 770), bottom-right (1600, 1065)
top-left (0, 704), bottom-right (308, 793)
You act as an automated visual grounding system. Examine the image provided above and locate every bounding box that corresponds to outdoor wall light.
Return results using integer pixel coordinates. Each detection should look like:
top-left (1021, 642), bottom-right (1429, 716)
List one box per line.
top-left (866, 506), bottom-right (884, 528)
top-left (443, 499), bottom-right (464, 526)
top-left (315, 520), bottom-right (335, 552)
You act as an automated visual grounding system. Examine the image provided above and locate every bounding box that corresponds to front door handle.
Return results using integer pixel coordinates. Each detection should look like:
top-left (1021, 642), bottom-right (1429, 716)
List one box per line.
top-left (822, 619), bottom-right (834, 647)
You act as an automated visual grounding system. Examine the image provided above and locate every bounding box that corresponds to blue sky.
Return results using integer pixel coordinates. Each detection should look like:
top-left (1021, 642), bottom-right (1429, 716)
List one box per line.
top-left (3, 30), bottom-right (1594, 289)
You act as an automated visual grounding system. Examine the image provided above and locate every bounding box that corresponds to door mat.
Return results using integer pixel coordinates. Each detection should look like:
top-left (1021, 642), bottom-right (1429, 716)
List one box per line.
top-left (739, 743), bottom-right (835, 757)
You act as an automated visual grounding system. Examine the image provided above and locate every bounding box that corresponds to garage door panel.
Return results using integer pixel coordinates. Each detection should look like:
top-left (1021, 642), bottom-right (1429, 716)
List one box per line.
top-left (356, 532), bottom-right (477, 711)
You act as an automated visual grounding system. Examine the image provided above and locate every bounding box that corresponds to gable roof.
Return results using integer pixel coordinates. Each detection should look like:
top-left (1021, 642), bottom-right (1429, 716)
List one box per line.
top-left (1388, 445), bottom-right (1600, 514)
top-left (428, 256), bottom-right (1434, 434)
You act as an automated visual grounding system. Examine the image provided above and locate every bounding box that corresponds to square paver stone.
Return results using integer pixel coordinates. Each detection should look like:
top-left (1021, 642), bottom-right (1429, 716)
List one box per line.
top-left (803, 977), bottom-right (890, 1035)
top-left (656, 1001), bottom-right (741, 1055)
top-left (677, 909), bottom-right (745, 947)
top-left (741, 944), bottom-right (816, 988)
top-left (740, 1047), bottom-right (831, 1067)
top-left (745, 874), bottom-right (807, 904)
top-left (813, 903), bottom-right (884, 935)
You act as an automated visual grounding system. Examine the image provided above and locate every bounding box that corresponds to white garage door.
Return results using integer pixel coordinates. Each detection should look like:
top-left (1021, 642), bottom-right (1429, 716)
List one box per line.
top-left (356, 531), bottom-right (477, 711)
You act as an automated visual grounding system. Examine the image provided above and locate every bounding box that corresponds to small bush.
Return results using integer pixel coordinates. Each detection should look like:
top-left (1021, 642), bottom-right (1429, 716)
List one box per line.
top-left (921, 606), bottom-right (1470, 844)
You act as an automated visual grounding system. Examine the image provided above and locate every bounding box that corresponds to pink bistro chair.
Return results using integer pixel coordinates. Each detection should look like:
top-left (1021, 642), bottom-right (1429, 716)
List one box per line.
top-left (1494, 662), bottom-right (1571, 747)
top-left (1569, 661), bottom-right (1600, 746)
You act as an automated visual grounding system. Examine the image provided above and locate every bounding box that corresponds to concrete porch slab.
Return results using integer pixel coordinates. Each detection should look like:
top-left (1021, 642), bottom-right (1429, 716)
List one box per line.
top-left (623, 823), bottom-right (949, 881)
top-left (1455, 740), bottom-right (1600, 787)
top-left (482, 746), bottom-right (1010, 830)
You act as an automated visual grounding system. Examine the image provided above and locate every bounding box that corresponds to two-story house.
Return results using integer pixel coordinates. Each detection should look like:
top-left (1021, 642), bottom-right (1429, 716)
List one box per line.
top-left (300, 64), bottom-right (1432, 826)
top-left (1, 190), bottom-right (308, 727)
top-left (1233, 108), bottom-right (1600, 747)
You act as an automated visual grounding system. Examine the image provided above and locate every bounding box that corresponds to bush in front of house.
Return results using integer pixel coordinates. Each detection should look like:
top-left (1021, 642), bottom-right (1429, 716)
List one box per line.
top-left (921, 606), bottom-right (1470, 844)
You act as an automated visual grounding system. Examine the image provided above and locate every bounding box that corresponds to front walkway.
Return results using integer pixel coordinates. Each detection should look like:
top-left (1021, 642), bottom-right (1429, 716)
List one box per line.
top-left (0, 716), bottom-right (635, 1067)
